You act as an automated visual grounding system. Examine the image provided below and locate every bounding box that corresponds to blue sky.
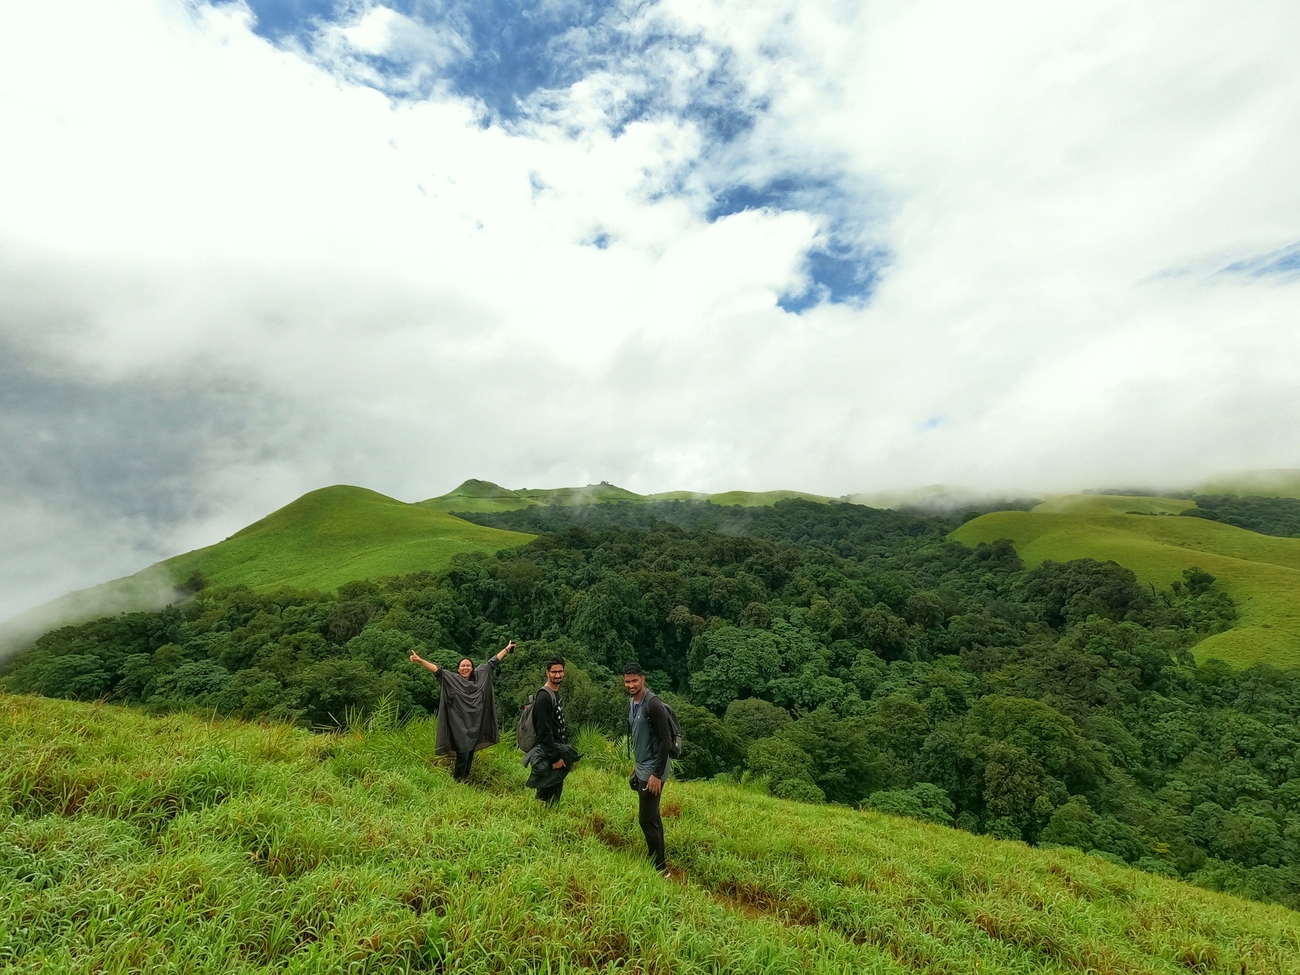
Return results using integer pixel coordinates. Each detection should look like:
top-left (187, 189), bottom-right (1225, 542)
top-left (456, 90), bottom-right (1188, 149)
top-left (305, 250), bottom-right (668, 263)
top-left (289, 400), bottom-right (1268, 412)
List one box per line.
top-left (1, 0), bottom-right (1299, 618)
top-left (234, 0), bottom-right (884, 311)
top-left (1222, 243), bottom-right (1300, 279)
top-left (241, 0), bottom-right (621, 115)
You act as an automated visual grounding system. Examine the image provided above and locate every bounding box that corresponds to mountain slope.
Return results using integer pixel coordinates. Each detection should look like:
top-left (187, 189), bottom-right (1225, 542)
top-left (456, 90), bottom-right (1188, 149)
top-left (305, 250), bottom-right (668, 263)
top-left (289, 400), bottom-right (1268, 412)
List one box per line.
top-left (166, 485), bottom-right (532, 592)
top-left (951, 508), bottom-right (1300, 668)
top-left (4, 694), bottom-right (1298, 975)
top-left (1, 487), bottom-right (533, 655)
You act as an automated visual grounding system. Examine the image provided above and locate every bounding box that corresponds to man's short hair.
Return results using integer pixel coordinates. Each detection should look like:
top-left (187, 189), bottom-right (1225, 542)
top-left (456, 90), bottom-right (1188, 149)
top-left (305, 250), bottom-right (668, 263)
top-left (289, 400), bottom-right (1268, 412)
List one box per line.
top-left (545, 656), bottom-right (566, 670)
top-left (622, 662), bottom-right (644, 676)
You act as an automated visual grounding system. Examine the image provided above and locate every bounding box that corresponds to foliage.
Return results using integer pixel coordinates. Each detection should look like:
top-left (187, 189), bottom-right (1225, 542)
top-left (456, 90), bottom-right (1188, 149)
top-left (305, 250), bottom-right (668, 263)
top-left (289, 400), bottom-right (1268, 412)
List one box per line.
top-left (723, 697), bottom-right (793, 743)
top-left (1184, 494), bottom-right (1300, 538)
top-left (7, 497), bottom-right (1300, 909)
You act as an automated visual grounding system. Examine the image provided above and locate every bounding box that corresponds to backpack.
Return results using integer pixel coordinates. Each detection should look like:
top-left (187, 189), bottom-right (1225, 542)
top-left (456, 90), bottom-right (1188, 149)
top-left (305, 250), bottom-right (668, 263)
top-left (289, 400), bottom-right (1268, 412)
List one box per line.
top-left (515, 686), bottom-right (555, 752)
top-left (646, 692), bottom-right (684, 758)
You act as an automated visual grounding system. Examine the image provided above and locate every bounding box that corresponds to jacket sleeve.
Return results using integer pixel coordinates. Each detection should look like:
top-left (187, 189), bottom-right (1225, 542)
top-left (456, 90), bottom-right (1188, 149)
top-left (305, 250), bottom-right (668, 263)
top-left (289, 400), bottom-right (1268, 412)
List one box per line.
top-left (646, 697), bottom-right (672, 780)
top-left (533, 689), bottom-right (561, 762)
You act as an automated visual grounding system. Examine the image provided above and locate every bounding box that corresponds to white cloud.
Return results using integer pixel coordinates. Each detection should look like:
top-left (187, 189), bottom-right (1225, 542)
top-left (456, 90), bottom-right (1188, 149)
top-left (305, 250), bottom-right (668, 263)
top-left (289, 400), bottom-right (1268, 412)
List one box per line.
top-left (1, 0), bottom-right (1299, 617)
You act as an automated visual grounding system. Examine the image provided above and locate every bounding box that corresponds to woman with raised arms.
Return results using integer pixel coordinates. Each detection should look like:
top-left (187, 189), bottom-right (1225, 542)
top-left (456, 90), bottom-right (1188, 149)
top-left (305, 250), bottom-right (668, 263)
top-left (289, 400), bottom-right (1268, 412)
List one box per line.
top-left (410, 640), bottom-right (515, 781)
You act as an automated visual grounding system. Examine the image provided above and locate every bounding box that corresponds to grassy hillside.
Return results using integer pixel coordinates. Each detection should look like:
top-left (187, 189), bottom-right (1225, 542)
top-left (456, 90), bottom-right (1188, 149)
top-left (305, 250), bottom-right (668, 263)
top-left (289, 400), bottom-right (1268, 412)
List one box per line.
top-left (1033, 494), bottom-right (1196, 516)
top-left (421, 480), bottom-right (837, 514)
top-left (165, 486), bottom-right (533, 592)
top-left (4, 694), bottom-right (1298, 975)
top-left (952, 510), bottom-right (1300, 669)
top-left (2, 488), bottom-right (533, 655)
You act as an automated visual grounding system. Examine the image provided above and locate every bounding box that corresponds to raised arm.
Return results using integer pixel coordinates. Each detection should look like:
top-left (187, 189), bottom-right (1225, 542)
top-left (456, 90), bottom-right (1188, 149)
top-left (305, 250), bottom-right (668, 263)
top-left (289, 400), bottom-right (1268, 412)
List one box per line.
top-left (409, 651), bottom-right (439, 674)
top-left (493, 640), bottom-right (516, 663)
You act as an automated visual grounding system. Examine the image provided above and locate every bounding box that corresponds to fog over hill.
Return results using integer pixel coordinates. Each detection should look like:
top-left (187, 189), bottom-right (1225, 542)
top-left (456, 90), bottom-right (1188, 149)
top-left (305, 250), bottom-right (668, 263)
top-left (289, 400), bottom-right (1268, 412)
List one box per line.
top-left (2, 1), bottom-right (1298, 622)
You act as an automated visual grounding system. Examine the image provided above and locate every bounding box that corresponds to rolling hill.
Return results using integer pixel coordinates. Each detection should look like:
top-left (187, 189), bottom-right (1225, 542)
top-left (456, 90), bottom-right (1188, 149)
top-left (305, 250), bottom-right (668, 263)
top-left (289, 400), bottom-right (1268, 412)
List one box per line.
top-left (4, 693), bottom-right (1298, 974)
top-left (952, 505), bottom-right (1300, 669)
top-left (164, 485), bottom-right (532, 592)
top-left (0, 487), bottom-right (533, 656)
top-left (3, 478), bottom-right (836, 655)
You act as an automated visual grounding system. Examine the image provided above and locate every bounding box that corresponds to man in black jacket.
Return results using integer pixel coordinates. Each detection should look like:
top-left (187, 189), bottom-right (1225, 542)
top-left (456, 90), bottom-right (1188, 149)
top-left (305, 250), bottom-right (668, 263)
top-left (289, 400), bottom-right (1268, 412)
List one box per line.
top-left (623, 663), bottom-right (672, 874)
top-left (525, 657), bottom-right (576, 805)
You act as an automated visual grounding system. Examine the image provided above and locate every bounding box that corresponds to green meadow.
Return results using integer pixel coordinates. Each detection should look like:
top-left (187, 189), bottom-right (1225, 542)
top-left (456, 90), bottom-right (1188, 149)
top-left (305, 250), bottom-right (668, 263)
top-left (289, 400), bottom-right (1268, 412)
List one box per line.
top-left (4, 693), bottom-right (1299, 975)
top-left (952, 507), bottom-right (1300, 669)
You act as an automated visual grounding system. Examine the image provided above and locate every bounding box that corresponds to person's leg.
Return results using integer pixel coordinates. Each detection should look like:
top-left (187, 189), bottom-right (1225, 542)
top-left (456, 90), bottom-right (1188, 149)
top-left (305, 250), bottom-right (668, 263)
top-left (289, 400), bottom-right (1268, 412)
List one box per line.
top-left (639, 785), bottom-right (666, 871)
top-left (535, 781), bottom-right (563, 805)
top-left (453, 750), bottom-right (474, 781)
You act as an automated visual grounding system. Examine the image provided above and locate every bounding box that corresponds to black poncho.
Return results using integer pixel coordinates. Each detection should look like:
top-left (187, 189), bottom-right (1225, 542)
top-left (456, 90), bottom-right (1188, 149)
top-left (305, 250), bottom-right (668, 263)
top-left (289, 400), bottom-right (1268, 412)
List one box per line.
top-left (433, 655), bottom-right (502, 756)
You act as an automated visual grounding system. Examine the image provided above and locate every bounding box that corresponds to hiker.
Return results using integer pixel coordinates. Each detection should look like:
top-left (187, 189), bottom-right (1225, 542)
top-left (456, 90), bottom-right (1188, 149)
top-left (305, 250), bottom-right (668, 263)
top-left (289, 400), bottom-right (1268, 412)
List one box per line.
top-left (410, 640), bottom-right (515, 781)
top-left (523, 657), bottom-right (579, 805)
top-left (623, 663), bottom-right (672, 874)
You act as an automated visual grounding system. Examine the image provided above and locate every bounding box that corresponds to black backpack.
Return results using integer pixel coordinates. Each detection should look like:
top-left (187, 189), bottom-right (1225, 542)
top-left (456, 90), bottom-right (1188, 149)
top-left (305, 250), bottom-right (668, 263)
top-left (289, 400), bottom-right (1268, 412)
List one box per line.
top-left (515, 686), bottom-right (555, 752)
top-left (645, 692), bottom-right (684, 758)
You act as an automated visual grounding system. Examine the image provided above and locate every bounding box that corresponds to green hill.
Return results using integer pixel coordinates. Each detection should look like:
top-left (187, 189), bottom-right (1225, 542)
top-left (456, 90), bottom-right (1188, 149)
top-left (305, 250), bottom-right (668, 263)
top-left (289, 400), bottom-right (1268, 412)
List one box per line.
top-left (1, 487), bottom-right (533, 655)
top-left (4, 694), bottom-right (1298, 975)
top-left (8, 476), bottom-right (839, 655)
top-left (1033, 494), bottom-right (1196, 516)
top-left (422, 480), bottom-right (836, 514)
top-left (165, 485), bottom-right (532, 593)
top-left (951, 508), bottom-right (1300, 669)
top-left (1199, 469), bottom-right (1300, 499)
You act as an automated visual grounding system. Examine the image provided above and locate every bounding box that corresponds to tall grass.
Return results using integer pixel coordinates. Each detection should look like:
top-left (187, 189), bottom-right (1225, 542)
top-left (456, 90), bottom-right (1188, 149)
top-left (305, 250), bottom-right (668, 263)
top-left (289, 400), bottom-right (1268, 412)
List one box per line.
top-left (2, 694), bottom-right (1298, 974)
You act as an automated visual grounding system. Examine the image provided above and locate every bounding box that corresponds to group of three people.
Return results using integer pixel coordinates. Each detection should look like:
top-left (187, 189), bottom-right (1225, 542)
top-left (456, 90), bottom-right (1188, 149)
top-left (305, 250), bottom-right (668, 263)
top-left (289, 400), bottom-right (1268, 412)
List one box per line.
top-left (408, 642), bottom-right (673, 874)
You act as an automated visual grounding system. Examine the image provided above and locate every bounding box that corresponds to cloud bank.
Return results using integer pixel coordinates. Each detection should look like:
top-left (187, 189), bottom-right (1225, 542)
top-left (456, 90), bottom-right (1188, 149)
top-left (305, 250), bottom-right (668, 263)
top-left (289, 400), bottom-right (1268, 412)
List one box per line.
top-left (1, 0), bottom-right (1298, 619)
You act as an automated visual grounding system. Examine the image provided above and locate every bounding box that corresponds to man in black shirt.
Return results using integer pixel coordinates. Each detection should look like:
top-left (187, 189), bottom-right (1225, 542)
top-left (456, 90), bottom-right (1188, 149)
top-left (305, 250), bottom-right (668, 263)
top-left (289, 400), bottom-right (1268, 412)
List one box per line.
top-left (623, 663), bottom-right (672, 873)
top-left (525, 657), bottom-right (577, 805)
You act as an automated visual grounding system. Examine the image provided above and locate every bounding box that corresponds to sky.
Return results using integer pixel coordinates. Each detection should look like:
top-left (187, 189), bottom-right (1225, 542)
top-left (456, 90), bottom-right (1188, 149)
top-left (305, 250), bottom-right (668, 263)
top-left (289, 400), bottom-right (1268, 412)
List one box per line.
top-left (2, 0), bottom-right (1299, 620)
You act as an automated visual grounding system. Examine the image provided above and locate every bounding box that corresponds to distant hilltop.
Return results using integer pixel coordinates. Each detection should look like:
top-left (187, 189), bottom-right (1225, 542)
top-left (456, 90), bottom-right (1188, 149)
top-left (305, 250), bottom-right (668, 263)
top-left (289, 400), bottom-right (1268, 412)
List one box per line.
top-left (419, 479), bottom-right (838, 514)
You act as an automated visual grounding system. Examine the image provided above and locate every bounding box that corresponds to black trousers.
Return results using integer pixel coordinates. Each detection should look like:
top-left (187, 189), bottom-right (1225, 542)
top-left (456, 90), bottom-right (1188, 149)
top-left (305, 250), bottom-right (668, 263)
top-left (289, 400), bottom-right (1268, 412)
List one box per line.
top-left (453, 749), bottom-right (474, 781)
top-left (535, 779), bottom-right (565, 805)
top-left (637, 782), bottom-right (666, 871)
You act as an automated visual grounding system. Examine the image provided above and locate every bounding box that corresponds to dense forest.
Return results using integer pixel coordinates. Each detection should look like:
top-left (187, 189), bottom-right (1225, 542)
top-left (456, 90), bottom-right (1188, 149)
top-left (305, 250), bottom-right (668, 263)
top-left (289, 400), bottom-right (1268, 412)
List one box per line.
top-left (6, 499), bottom-right (1300, 910)
top-left (1183, 494), bottom-right (1300, 538)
